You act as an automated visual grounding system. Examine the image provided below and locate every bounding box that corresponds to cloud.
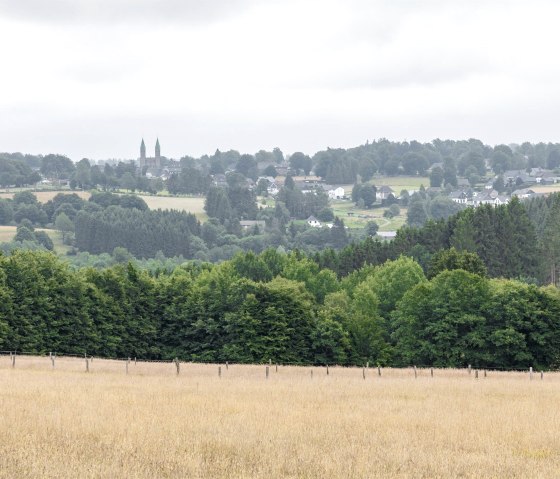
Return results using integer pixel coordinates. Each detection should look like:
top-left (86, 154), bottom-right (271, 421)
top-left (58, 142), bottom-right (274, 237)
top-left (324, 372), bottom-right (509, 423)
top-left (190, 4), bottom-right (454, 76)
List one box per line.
top-left (0, 0), bottom-right (259, 25)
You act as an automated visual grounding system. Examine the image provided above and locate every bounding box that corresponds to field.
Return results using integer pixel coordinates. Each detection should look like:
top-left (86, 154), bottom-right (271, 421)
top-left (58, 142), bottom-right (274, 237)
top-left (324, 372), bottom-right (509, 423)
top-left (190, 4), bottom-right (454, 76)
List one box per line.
top-left (139, 195), bottom-right (207, 219)
top-left (0, 190), bottom-right (91, 203)
top-left (0, 225), bottom-right (69, 254)
top-left (1, 356), bottom-right (559, 478)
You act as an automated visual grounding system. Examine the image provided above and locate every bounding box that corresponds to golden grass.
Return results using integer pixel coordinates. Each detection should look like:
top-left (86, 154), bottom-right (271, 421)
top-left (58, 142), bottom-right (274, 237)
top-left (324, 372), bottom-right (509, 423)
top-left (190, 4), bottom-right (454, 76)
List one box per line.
top-left (1, 356), bottom-right (559, 478)
top-left (0, 190), bottom-right (91, 203)
top-left (138, 195), bottom-right (207, 218)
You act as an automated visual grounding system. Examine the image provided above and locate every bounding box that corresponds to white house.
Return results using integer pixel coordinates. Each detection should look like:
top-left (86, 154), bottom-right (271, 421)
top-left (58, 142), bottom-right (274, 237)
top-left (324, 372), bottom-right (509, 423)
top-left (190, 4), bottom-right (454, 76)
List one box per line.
top-left (307, 216), bottom-right (321, 227)
top-left (328, 187), bottom-right (345, 200)
top-left (377, 185), bottom-right (394, 200)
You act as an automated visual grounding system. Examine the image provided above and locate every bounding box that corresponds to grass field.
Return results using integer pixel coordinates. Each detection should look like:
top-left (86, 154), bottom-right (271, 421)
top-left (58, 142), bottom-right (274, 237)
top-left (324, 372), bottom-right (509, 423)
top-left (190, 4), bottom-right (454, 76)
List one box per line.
top-left (1, 356), bottom-right (559, 478)
top-left (0, 190), bottom-right (91, 203)
top-left (139, 195), bottom-right (207, 219)
top-left (0, 226), bottom-right (69, 254)
top-left (331, 200), bottom-right (407, 231)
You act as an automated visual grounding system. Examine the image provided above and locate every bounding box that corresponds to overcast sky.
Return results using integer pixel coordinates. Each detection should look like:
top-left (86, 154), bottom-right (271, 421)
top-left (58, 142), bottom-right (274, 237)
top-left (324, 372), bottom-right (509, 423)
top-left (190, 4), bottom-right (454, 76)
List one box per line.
top-left (1, 0), bottom-right (560, 161)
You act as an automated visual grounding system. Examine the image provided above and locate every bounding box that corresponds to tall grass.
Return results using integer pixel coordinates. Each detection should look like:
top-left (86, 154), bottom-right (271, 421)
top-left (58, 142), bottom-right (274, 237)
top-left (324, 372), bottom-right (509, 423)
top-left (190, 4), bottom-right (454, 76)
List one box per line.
top-left (1, 356), bottom-right (559, 478)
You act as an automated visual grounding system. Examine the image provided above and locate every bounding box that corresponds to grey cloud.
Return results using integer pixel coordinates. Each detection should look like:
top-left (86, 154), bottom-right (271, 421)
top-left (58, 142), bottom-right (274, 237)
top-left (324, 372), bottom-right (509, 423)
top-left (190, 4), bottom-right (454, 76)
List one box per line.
top-left (0, 0), bottom-right (259, 25)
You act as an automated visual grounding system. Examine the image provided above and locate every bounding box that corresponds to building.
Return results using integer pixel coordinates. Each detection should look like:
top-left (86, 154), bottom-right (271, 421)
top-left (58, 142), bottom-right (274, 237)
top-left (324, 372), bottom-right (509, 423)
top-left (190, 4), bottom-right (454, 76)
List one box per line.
top-left (328, 186), bottom-right (345, 200)
top-left (139, 138), bottom-right (162, 171)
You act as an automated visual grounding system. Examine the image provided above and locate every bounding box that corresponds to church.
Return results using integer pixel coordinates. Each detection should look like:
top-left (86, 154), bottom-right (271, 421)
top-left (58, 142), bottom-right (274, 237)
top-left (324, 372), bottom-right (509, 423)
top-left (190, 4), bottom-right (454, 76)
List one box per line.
top-left (138, 138), bottom-right (161, 170)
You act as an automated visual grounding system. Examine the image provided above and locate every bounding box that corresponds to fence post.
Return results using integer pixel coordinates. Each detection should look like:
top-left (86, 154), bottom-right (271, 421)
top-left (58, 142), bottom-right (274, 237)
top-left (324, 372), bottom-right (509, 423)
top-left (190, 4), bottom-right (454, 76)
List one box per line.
top-left (174, 358), bottom-right (180, 376)
top-left (326, 364), bottom-right (329, 376)
top-left (414, 365), bottom-right (417, 378)
top-left (529, 367), bottom-right (533, 381)
top-left (541, 371), bottom-right (544, 380)
top-left (85, 356), bottom-right (89, 373)
top-left (475, 370), bottom-right (478, 379)
top-left (266, 366), bottom-right (269, 379)
top-left (310, 369), bottom-right (313, 379)
top-left (275, 363), bottom-right (278, 373)
top-left (218, 366), bottom-right (222, 378)
top-left (362, 366), bottom-right (366, 380)
top-left (484, 370), bottom-right (487, 378)
top-left (50, 352), bottom-right (55, 369)
top-left (226, 361), bottom-right (228, 370)
top-left (468, 364), bottom-right (472, 375)
top-left (134, 357), bottom-right (137, 366)
top-left (430, 367), bottom-right (433, 378)
top-left (378, 365), bottom-right (382, 377)
top-left (11, 351), bottom-right (15, 368)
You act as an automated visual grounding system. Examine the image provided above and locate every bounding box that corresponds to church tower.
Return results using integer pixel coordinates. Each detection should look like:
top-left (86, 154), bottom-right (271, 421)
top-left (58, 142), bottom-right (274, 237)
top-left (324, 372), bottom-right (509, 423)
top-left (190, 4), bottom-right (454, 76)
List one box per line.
top-left (155, 138), bottom-right (161, 159)
top-left (140, 138), bottom-right (146, 160)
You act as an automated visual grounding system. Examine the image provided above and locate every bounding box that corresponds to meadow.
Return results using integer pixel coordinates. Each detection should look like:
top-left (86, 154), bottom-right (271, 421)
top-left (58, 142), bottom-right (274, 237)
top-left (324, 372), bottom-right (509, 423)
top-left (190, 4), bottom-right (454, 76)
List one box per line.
top-left (1, 355), bottom-right (559, 478)
top-left (0, 225), bottom-right (70, 254)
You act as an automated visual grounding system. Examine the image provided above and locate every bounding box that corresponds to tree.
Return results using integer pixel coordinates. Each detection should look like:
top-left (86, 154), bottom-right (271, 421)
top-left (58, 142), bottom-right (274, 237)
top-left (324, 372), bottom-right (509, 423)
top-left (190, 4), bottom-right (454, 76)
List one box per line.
top-left (55, 213), bottom-right (74, 242)
top-left (40, 154), bottom-right (75, 181)
top-left (430, 166), bottom-right (443, 187)
top-left (407, 198), bottom-right (428, 227)
top-left (427, 247), bottom-right (487, 279)
top-left (392, 270), bottom-right (490, 367)
top-left (120, 172), bottom-right (137, 192)
top-left (365, 221), bottom-right (379, 236)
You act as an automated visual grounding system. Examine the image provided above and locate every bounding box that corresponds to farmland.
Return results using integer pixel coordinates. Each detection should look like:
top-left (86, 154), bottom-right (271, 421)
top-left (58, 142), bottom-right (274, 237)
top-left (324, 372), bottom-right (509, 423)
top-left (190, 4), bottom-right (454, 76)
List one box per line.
top-left (0, 225), bottom-right (69, 254)
top-left (1, 356), bottom-right (559, 478)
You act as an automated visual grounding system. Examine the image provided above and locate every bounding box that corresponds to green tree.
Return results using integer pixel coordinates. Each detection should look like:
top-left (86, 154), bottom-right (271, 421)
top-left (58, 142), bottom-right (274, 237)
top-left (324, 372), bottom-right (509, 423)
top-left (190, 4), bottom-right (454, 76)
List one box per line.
top-left (55, 213), bottom-right (74, 242)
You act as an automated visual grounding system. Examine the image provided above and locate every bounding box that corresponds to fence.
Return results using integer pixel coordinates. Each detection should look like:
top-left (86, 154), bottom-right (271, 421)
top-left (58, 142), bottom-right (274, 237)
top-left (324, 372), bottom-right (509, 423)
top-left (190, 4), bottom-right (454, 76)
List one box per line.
top-left (0, 351), bottom-right (555, 383)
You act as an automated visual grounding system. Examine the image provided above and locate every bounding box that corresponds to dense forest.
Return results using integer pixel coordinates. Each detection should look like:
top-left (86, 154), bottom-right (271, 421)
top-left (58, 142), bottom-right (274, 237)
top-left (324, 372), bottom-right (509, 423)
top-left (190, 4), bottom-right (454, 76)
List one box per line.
top-left (1, 249), bottom-right (559, 369)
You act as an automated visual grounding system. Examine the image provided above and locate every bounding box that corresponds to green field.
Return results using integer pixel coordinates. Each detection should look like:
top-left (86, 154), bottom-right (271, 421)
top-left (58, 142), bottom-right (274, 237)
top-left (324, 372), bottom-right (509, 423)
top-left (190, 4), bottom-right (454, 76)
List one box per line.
top-left (331, 200), bottom-right (406, 231)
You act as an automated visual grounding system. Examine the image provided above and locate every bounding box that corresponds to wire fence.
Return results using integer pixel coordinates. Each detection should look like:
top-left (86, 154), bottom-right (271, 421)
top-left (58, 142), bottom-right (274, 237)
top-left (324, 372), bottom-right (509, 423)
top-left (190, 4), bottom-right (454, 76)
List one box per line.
top-left (0, 350), bottom-right (557, 382)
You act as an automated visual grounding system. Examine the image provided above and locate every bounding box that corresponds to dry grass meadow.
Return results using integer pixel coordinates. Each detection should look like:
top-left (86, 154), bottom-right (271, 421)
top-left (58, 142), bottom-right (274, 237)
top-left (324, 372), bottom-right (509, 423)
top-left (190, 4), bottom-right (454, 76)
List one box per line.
top-left (1, 355), bottom-right (560, 478)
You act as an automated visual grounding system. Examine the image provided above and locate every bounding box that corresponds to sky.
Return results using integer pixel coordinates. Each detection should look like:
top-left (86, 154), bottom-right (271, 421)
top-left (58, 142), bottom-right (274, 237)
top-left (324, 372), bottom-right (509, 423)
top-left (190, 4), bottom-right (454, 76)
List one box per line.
top-left (1, 0), bottom-right (560, 161)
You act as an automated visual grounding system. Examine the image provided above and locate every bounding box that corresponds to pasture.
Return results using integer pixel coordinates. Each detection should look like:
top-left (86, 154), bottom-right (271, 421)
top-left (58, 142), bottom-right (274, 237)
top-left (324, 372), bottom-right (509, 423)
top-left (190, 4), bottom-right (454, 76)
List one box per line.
top-left (1, 355), bottom-right (559, 478)
top-left (0, 226), bottom-right (69, 254)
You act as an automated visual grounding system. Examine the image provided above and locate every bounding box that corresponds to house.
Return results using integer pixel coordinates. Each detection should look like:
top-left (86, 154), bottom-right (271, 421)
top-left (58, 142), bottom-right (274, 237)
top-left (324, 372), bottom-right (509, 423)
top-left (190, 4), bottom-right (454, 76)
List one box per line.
top-left (307, 216), bottom-right (321, 227)
top-left (512, 188), bottom-right (536, 199)
top-left (212, 174), bottom-right (228, 188)
top-left (377, 231), bottom-right (397, 240)
top-left (449, 190), bottom-right (469, 204)
top-left (376, 185), bottom-right (394, 200)
top-left (240, 220), bottom-right (266, 232)
top-left (457, 178), bottom-right (470, 188)
top-left (267, 182), bottom-right (280, 196)
top-left (328, 187), bottom-right (345, 200)
top-left (504, 170), bottom-right (535, 186)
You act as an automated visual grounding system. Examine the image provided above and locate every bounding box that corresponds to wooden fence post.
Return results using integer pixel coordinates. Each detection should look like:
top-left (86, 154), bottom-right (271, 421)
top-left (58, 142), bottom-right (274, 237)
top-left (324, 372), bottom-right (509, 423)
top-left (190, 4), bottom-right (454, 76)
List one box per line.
top-left (85, 356), bottom-right (89, 373)
top-left (134, 357), bottom-right (137, 366)
top-left (226, 361), bottom-right (228, 370)
top-left (430, 367), bottom-right (433, 378)
top-left (50, 352), bottom-right (55, 369)
top-left (378, 365), bottom-right (382, 377)
top-left (266, 366), bottom-right (269, 379)
top-left (468, 364), bottom-right (472, 375)
top-left (414, 365), bottom-right (417, 378)
top-left (529, 367), bottom-right (533, 381)
top-left (11, 351), bottom-right (15, 368)
top-left (126, 357), bottom-right (130, 375)
top-left (541, 371), bottom-right (544, 380)
top-left (218, 366), bottom-right (222, 378)
top-left (484, 370), bottom-right (487, 378)
top-left (475, 370), bottom-right (478, 379)
top-left (326, 364), bottom-right (329, 376)
top-left (174, 358), bottom-right (180, 376)
top-left (362, 366), bottom-right (366, 380)
top-left (275, 363), bottom-right (278, 373)
top-left (310, 369), bottom-right (313, 379)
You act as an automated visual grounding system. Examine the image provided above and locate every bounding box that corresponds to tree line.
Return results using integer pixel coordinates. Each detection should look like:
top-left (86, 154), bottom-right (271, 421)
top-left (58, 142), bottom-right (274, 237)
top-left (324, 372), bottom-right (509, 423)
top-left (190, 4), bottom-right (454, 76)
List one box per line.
top-left (1, 249), bottom-right (559, 370)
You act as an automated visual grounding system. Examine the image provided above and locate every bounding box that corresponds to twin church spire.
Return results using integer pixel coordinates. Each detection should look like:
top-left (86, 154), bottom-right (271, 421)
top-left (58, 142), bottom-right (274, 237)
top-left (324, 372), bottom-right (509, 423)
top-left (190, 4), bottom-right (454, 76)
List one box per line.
top-left (140, 138), bottom-right (160, 160)
top-left (139, 138), bottom-right (161, 171)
